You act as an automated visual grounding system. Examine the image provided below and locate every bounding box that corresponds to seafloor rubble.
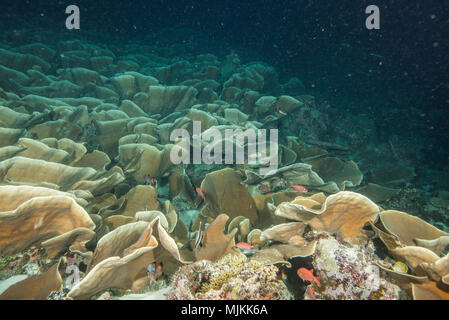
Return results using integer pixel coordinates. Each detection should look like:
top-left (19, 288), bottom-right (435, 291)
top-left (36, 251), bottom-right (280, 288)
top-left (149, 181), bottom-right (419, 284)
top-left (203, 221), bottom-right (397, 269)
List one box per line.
top-left (0, 32), bottom-right (448, 300)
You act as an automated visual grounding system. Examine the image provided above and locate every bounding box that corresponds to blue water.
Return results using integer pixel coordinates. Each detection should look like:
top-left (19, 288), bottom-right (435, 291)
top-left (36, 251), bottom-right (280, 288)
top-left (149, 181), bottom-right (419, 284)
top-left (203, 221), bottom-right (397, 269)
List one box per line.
top-left (1, 0), bottom-right (447, 168)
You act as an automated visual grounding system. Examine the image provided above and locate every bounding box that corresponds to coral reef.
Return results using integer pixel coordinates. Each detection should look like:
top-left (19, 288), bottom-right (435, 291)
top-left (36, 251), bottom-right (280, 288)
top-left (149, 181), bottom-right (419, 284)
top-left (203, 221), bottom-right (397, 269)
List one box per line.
top-left (309, 233), bottom-right (403, 300)
top-left (167, 253), bottom-right (292, 300)
top-left (0, 25), bottom-right (447, 301)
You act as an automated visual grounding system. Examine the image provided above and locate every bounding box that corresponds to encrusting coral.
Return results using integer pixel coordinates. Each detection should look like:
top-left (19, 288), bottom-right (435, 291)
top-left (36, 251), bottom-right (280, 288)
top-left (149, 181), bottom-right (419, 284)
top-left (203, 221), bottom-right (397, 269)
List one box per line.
top-left (167, 253), bottom-right (291, 300)
top-left (306, 233), bottom-right (403, 300)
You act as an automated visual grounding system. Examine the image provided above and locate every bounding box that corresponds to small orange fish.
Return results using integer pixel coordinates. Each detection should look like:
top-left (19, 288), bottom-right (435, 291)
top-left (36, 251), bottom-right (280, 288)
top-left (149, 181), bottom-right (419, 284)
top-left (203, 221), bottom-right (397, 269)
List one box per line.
top-left (288, 183), bottom-right (308, 193)
top-left (297, 268), bottom-right (321, 287)
top-left (235, 242), bottom-right (255, 250)
top-left (196, 187), bottom-right (206, 201)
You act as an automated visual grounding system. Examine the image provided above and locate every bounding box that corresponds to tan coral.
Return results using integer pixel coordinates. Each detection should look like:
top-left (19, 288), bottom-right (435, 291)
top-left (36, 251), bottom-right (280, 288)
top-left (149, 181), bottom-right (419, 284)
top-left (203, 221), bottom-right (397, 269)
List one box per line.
top-left (250, 241), bottom-right (317, 267)
top-left (29, 119), bottom-right (82, 140)
top-left (118, 133), bottom-right (158, 147)
top-left (135, 211), bottom-right (169, 229)
top-left (93, 119), bottom-right (131, 158)
top-left (379, 210), bottom-right (449, 246)
top-left (173, 218), bottom-right (190, 245)
top-left (288, 192), bottom-right (326, 209)
top-left (15, 138), bottom-right (71, 163)
top-left (279, 145), bottom-right (297, 166)
top-left (162, 200), bottom-right (178, 233)
top-left (0, 195), bottom-right (95, 255)
top-left (200, 168), bottom-right (258, 223)
top-left (443, 274), bottom-right (449, 285)
top-left (238, 218), bottom-right (251, 241)
top-left (375, 260), bottom-right (429, 296)
top-left (0, 260), bottom-right (63, 300)
top-left (0, 156), bottom-right (124, 194)
top-left (0, 145), bottom-right (24, 161)
top-left (419, 254), bottom-right (449, 283)
top-left (390, 246), bottom-right (440, 273)
top-left (271, 190), bottom-right (314, 207)
top-left (0, 127), bottom-right (24, 147)
top-left (243, 163), bottom-right (340, 194)
top-left (227, 216), bottom-right (246, 234)
top-left (85, 193), bottom-right (118, 215)
top-left (411, 281), bottom-right (449, 300)
top-left (194, 214), bottom-right (239, 262)
top-left (186, 109), bottom-right (219, 131)
top-left (0, 106), bottom-right (40, 128)
top-left (227, 216), bottom-right (251, 242)
top-left (72, 150), bottom-right (111, 171)
top-left (275, 191), bottom-right (379, 243)
top-left (71, 167), bottom-right (124, 196)
top-left (372, 215), bottom-right (449, 299)
top-left (251, 193), bottom-right (281, 229)
top-left (103, 215), bottom-right (135, 230)
top-left (168, 169), bottom-right (189, 199)
top-left (309, 157), bottom-right (363, 190)
top-left (247, 229), bottom-right (265, 246)
top-left (414, 236), bottom-right (449, 256)
top-left (0, 185), bottom-right (87, 210)
top-left (260, 222), bottom-right (307, 244)
top-left (119, 143), bottom-right (161, 178)
top-left (41, 227), bottom-right (95, 258)
top-left (274, 95), bottom-right (303, 114)
top-left (133, 121), bottom-right (158, 137)
top-left (119, 143), bottom-right (173, 182)
top-left (135, 85), bottom-right (198, 116)
top-left (224, 108), bottom-right (249, 124)
top-left (369, 221), bottom-right (402, 251)
top-left (51, 105), bottom-right (89, 128)
top-left (58, 67), bottom-right (100, 86)
top-left (356, 183), bottom-right (400, 203)
top-left (116, 185), bottom-right (160, 217)
top-left (120, 100), bottom-right (149, 118)
top-left (86, 221), bottom-right (149, 272)
top-left (68, 217), bottom-right (190, 300)
top-left (41, 137), bottom-right (87, 165)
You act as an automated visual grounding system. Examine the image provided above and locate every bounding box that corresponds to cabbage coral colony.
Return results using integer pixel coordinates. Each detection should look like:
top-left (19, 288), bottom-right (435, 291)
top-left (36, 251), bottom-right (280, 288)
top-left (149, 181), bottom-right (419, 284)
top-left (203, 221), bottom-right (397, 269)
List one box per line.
top-left (0, 33), bottom-right (447, 301)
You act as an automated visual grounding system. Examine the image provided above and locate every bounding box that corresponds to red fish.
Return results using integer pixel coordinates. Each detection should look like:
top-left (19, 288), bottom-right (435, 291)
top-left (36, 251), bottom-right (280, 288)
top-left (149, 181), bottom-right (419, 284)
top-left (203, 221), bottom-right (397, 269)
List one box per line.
top-left (288, 183), bottom-right (308, 193)
top-left (196, 187), bottom-right (206, 201)
top-left (235, 242), bottom-right (255, 250)
top-left (297, 268), bottom-right (321, 287)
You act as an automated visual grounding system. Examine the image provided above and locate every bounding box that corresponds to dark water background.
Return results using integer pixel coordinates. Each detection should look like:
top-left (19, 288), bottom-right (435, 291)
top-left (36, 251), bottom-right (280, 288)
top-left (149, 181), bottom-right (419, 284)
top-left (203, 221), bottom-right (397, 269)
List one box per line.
top-left (1, 0), bottom-right (448, 169)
